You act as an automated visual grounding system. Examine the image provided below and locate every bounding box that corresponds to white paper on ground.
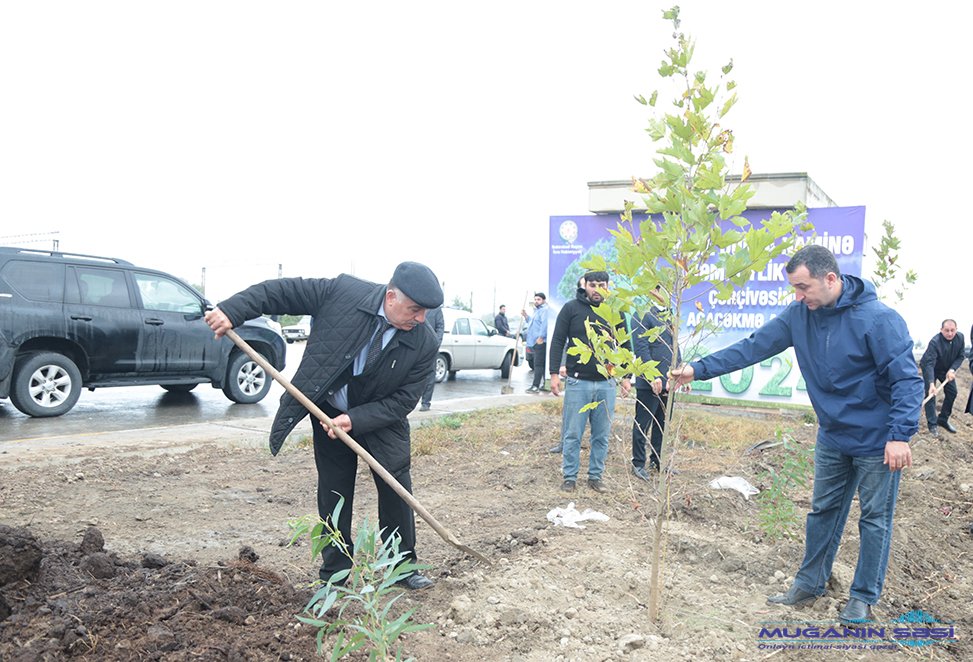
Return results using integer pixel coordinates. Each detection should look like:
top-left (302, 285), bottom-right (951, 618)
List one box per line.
top-left (708, 476), bottom-right (760, 500)
top-left (546, 501), bottom-right (610, 528)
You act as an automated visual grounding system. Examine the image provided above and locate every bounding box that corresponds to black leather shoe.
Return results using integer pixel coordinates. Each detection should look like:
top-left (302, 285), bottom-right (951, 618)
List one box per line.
top-left (939, 420), bottom-right (957, 434)
top-left (767, 584), bottom-right (818, 606)
top-left (560, 479), bottom-right (576, 492)
top-left (396, 572), bottom-right (434, 590)
top-left (928, 423), bottom-right (940, 437)
top-left (838, 598), bottom-right (872, 624)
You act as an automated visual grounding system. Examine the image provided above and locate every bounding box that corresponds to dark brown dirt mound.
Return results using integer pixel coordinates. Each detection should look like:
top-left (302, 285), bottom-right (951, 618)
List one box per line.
top-left (0, 527), bottom-right (316, 661)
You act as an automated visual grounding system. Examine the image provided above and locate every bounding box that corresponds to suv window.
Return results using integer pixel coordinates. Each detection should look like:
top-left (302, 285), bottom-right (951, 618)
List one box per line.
top-left (75, 267), bottom-right (131, 307)
top-left (1, 259), bottom-right (64, 302)
top-left (134, 273), bottom-right (202, 314)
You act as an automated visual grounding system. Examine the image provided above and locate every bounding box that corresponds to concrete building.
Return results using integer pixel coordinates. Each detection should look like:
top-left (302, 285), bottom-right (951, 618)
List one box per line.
top-left (586, 172), bottom-right (835, 214)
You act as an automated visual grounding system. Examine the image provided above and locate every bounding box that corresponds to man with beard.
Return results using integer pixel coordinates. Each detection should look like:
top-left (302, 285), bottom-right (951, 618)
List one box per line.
top-left (548, 270), bottom-right (631, 493)
top-left (670, 245), bottom-right (921, 625)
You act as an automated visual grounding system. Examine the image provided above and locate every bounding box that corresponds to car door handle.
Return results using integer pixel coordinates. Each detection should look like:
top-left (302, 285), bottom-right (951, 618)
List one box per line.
top-left (70, 314), bottom-right (93, 321)
top-left (144, 318), bottom-right (165, 326)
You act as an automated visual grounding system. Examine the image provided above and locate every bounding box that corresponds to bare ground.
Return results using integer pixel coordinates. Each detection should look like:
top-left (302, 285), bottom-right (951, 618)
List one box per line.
top-left (1, 384), bottom-right (971, 661)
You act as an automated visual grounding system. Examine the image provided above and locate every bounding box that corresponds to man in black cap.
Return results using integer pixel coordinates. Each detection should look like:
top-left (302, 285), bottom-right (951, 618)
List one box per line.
top-left (204, 261), bottom-right (443, 590)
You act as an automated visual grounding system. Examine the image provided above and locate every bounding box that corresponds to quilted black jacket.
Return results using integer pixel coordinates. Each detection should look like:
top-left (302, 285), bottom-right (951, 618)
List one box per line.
top-left (217, 275), bottom-right (439, 470)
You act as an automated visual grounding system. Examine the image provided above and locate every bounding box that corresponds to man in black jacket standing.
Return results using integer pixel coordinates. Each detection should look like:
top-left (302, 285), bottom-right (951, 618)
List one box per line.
top-left (631, 293), bottom-right (678, 480)
top-left (920, 319), bottom-right (965, 436)
top-left (204, 262), bottom-right (443, 590)
top-left (494, 305), bottom-right (511, 337)
top-left (419, 305), bottom-right (445, 411)
top-left (548, 270), bottom-right (631, 493)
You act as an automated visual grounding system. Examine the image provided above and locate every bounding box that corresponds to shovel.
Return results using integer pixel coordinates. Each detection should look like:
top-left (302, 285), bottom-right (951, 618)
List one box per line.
top-left (501, 292), bottom-right (529, 395)
top-left (226, 329), bottom-right (492, 566)
top-left (921, 377), bottom-right (951, 407)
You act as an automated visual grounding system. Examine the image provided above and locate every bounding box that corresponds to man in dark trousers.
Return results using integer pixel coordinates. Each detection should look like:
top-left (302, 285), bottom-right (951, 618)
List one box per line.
top-left (203, 262), bottom-right (443, 590)
top-left (671, 245), bottom-right (921, 626)
top-left (494, 305), bottom-right (511, 337)
top-left (920, 319), bottom-right (965, 436)
top-left (548, 270), bottom-right (631, 493)
top-left (419, 305), bottom-right (445, 411)
top-left (631, 289), bottom-right (678, 480)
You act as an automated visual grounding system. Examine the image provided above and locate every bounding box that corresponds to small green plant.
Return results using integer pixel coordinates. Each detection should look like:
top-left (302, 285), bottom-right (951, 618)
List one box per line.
top-left (436, 413), bottom-right (469, 430)
top-left (289, 497), bottom-right (433, 660)
top-left (756, 430), bottom-right (814, 540)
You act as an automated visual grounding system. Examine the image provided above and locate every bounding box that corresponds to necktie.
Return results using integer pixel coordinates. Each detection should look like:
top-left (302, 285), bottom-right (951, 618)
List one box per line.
top-left (364, 318), bottom-right (392, 372)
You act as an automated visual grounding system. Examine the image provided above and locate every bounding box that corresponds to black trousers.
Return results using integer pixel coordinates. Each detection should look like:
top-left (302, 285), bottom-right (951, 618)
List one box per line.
top-left (312, 421), bottom-right (416, 582)
top-left (420, 367), bottom-right (436, 406)
top-left (632, 387), bottom-right (667, 470)
top-left (924, 373), bottom-right (957, 425)
top-left (530, 342), bottom-right (546, 388)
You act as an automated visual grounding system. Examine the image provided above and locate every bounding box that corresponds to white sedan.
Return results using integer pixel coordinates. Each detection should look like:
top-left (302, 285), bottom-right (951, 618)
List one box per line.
top-left (435, 308), bottom-right (520, 382)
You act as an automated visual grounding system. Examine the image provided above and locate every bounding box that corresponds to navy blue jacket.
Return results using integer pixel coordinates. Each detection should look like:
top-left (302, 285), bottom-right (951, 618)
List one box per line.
top-left (691, 275), bottom-right (922, 456)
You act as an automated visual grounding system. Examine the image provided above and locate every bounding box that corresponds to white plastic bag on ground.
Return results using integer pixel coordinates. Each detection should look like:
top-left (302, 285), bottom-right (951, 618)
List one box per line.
top-left (546, 501), bottom-right (610, 528)
top-left (708, 476), bottom-right (759, 500)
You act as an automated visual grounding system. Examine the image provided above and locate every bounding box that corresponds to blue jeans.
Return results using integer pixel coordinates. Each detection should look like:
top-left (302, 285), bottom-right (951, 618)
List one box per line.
top-left (562, 377), bottom-right (616, 481)
top-left (792, 443), bottom-right (901, 605)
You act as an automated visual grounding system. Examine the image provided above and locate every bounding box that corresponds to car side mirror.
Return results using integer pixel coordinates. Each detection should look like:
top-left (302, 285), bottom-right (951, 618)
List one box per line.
top-left (487, 329), bottom-right (497, 337)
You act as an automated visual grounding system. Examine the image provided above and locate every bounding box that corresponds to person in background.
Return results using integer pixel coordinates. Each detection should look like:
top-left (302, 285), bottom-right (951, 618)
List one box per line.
top-left (203, 261), bottom-right (443, 591)
top-left (920, 319), bottom-right (964, 436)
top-left (670, 245), bottom-right (921, 626)
top-left (522, 292), bottom-right (549, 393)
top-left (494, 305), bottom-right (511, 337)
top-left (548, 271), bottom-right (631, 493)
top-left (419, 305), bottom-right (445, 412)
top-left (631, 288), bottom-right (678, 480)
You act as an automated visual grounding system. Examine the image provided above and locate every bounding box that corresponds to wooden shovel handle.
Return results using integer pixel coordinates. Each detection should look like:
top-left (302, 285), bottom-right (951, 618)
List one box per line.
top-left (226, 329), bottom-right (491, 565)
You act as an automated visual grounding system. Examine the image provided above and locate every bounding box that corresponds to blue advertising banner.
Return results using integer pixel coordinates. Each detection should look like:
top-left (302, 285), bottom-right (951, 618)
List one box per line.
top-left (548, 207), bottom-right (866, 407)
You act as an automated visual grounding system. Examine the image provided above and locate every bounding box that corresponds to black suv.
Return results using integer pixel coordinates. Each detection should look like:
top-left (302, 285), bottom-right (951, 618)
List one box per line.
top-left (0, 247), bottom-right (286, 417)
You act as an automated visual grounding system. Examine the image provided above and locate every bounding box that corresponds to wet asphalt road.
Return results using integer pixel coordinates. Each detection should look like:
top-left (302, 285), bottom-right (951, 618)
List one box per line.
top-left (0, 342), bottom-right (535, 443)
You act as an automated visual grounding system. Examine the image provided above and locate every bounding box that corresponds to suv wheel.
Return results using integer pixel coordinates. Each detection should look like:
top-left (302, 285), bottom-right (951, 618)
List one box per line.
top-left (222, 351), bottom-right (272, 404)
top-left (10, 352), bottom-right (83, 417)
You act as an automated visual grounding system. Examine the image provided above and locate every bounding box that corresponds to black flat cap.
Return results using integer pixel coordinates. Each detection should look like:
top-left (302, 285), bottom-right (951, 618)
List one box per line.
top-left (391, 261), bottom-right (443, 309)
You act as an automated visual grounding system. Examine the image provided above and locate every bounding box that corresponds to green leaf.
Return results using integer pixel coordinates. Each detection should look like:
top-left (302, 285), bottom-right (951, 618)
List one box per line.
top-left (719, 93), bottom-right (738, 118)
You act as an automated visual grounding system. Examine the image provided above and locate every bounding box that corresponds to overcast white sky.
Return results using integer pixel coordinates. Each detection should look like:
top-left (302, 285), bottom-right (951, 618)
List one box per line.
top-left (1, 1), bottom-right (968, 340)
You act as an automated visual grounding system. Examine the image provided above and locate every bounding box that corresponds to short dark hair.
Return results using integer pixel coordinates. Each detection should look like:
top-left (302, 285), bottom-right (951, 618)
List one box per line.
top-left (534, 292), bottom-right (546, 300)
top-left (942, 319), bottom-right (957, 329)
top-left (583, 270), bottom-right (610, 284)
top-left (499, 304), bottom-right (506, 309)
top-left (785, 245), bottom-right (840, 279)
